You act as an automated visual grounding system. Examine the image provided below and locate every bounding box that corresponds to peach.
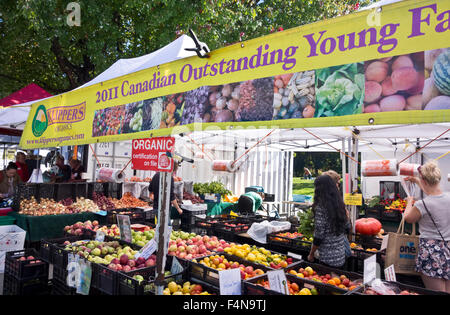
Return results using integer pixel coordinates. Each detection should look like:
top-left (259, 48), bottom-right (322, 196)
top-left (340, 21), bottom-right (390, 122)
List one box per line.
top-left (364, 81), bottom-right (382, 103)
top-left (405, 95), bottom-right (423, 110)
top-left (364, 104), bottom-right (381, 113)
top-left (365, 61), bottom-right (389, 82)
top-left (380, 95), bottom-right (406, 111)
top-left (392, 55), bottom-right (414, 72)
top-left (391, 67), bottom-right (419, 91)
top-left (405, 73), bottom-right (424, 95)
top-left (381, 77), bottom-right (398, 96)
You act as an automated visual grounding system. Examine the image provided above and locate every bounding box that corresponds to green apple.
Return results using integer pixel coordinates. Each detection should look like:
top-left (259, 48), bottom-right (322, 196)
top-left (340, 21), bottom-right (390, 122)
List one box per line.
top-left (92, 248), bottom-right (101, 256)
top-left (136, 240), bottom-right (146, 247)
top-left (87, 243), bottom-right (95, 250)
top-left (101, 247), bottom-right (109, 255)
top-left (107, 246), bottom-right (115, 254)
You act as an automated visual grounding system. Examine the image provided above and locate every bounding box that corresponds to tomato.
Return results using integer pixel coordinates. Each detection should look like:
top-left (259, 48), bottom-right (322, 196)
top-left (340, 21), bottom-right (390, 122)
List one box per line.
top-left (355, 218), bottom-right (382, 235)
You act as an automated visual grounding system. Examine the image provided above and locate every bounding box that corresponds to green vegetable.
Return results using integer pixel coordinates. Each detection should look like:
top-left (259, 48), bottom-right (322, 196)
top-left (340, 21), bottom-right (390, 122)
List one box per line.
top-left (193, 182), bottom-right (232, 196)
top-left (297, 207), bottom-right (314, 239)
top-left (315, 62), bottom-right (364, 117)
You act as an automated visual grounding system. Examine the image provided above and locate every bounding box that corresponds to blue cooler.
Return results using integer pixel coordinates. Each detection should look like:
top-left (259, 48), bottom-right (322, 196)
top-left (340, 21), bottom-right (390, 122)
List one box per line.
top-left (245, 186), bottom-right (264, 193)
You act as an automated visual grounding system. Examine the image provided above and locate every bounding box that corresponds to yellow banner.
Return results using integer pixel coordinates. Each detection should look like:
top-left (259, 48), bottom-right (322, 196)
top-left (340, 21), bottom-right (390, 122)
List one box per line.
top-left (344, 193), bottom-right (363, 206)
top-left (20, 0), bottom-right (450, 149)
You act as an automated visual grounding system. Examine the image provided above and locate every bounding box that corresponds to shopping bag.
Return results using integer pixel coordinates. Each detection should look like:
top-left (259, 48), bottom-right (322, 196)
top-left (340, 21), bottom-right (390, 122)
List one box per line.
top-left (384, 216), bottom-right (419, 275)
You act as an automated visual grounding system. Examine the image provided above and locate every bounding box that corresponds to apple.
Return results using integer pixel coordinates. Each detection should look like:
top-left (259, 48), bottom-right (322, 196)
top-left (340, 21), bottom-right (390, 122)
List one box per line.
top-left (92, 220), bottom-right (99, 226)
top-left (202, 236), bottom-right (210, 243)
top-left (108, 263), bottom-right (117, 271)
top-left (179, 252), bottom-right (187, 259)
top-left (19, 257), bottom-right (27, 261)
top-left (245, 266), bottom-right (254, 274)
top-left (92, 248), bottom-right (101, 256)
top-left (185, 254), bottom-right (193, 260)
top-left (128, 260), bottom-right (136, 267)
top-left (123, 265), bottom-right (132, 272)
top-left (120, 254), bottom-right (129, 265)
top-left (240, 270), bottom-right (246, 280)
top-left (217, 247), bottom-right (224, 252)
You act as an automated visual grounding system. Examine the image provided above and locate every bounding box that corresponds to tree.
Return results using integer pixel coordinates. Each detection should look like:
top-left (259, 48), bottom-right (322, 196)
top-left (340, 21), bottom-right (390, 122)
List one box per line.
top-left (0, 0), bottom-right (367, 98)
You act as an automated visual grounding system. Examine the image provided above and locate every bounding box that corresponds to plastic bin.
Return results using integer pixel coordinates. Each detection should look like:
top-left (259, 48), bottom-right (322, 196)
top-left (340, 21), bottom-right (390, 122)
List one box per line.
top-left (3, 273), bottom-right (50, 295)
top-left (107, 208), bottom-right (146, 225)
top-left (5, 248), bottom-right (48, 280)
top-left (189, 253), bottom-right (270, 287)
top-left (91, 262), bottom-right (119, 295)
top-left (51, 278), bottom-right (78, 295)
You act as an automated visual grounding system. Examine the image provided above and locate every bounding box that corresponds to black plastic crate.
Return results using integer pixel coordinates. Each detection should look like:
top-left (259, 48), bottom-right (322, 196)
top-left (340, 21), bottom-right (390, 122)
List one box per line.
top-left (267, 231), bottom-right (312, 252)
top-left (264, 193), bottom-right (275, 202)
top-left (51, 278), bottom-right (78, 295)
top-left (365, 205), bottom-right (384, 219)
top-left (39, 183), bottom-right (57, 200)
top-left (5, 248), bottom-right (48, 280)
top-left (49, 235), bottom-right (94, 270)
top-left (346, 280), bottom-right (450, 295)
top-left (181, 209), bottom-right (208, 228)
top-left (285, 261), bottom-right (364, 293)
top-left (243, 273), bottom-right (345, 295)
top-left (116, 256), bottom-right (187, 295)
top-left (189, 253), bottom-right (270, 287)
top-left (107, 208), bottom-right (146, 225)
top-left (91, 262), bottom-right (118, 295)
top-left (39, 239), bottom-right (54, 264)
top-left (3, 273), bottom-right (50, 295)
top-left (381, 209), bottom-right (403, 222)
top-left (13, 183), bottom-right (39, 211)
top-left (214, 218), bottom-right (251, 234)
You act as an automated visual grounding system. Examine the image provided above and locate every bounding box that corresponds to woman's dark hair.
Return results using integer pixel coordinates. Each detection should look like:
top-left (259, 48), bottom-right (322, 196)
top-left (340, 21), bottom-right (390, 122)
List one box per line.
top-left (6, 162), bottom-right (18, 170)
top-left (238, 195), bottom-right (253, 214)
top-left (313, 175), bottom-right (347, 235)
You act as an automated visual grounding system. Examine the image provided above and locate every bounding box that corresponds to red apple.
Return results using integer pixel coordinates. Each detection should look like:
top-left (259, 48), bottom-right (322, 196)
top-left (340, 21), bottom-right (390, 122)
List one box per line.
top-left (122, 265), bottom-right (131, 272)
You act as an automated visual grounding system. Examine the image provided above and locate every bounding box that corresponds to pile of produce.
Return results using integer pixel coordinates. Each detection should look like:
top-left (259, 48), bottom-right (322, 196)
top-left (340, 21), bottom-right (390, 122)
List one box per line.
top-left (363, 53), bottom-right (426, 112)
top-left (92, 105), bottom-right (126, 137)
top-left (16, 255), bottom-right (42, 264)
top-left (142, 97), bottom-right (164, 131)
top-left (255, 279), bottom-right (318, 295)
top-left (62, 240), bottom-right (155, 272)
top-left (423, 49), bottom-right (450, 110)
top-left (92, 192), bottom-right (116, 210)
top-left (126, 176), bottom-right (152, 183)
top-left (381, 197), bottom-right (407, 211)
top-left (273, 71), bottom-right (315, 120)
top-left (71, 197), bottom-right (100, 213)
top-left (163, 281), bottom-right (212, 295)
top-left (112, 192), bottom-right (149, 208)
top-left (236, 78), bottom-right (273, 122)
top-left (364, 280), bottom-right (420, 295)
top-left (168, 234), bottom-right (231, 260)
top-left (131, 229), bottom-right (155, 247)
top-left (181, 86), bottom-right (210, 124)
top-left (64, 220), bottom-right (102, 236)
top-left (20, 197), bottom-right (78, 216)
top-left (349, 243), bottom-right (378, 252)
top-left (193, 254), bottom-right (265, 280)
top-left (182, 192), bottom-right (203, 204)
top-left (59, 198), bottom-right (74, 206)
top-left (193, 182), bottom-right (232, 196)
top-left (272, 231), bottom-right (304, 242)
top-left (288, 266), bottom-right (359, 291)
top-left (224, 244), bottom-right (293, 269)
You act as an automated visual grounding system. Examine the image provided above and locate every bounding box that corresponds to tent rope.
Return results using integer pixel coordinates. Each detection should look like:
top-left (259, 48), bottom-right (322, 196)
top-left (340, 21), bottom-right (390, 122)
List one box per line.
top-left (350, 130), bottom-right (385, 160)
top-left (186, 134), bottom-right (214, 161)
top-left (302, 128), bottom-right (361, 165)
top-left (398, 129), bottom-right (450, 165)
top-left (89, 144), bottom-right (101, 168)
top-left (231, 129), bottom-right (276, 168)
top-left (434, 150), bottom-right (450, 161)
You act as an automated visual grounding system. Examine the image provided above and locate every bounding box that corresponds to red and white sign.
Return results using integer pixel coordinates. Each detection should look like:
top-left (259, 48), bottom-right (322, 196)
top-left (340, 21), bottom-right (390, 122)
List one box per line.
top-left (132, 137), bottom-right (175, 172)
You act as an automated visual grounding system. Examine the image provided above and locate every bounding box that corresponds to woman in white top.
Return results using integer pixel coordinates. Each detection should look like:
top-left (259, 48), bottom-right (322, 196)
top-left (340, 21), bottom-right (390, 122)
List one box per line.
top-left (404, 160), bottom-right (450, 293)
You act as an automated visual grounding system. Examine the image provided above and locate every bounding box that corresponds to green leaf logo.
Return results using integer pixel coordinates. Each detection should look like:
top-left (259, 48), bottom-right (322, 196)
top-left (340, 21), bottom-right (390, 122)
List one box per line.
top-left (32, 105), bottom-right (48, 137)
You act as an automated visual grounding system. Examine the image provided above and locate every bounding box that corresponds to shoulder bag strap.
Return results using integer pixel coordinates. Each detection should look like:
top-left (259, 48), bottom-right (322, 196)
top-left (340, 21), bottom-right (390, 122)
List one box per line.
top-left (422, 200), bottom-right (445, 242)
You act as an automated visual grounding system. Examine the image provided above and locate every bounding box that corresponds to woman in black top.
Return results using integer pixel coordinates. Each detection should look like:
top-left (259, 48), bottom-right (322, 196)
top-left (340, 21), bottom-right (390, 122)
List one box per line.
top-left (308, 175), bottom-right (350, 268)
top-left (69, 158), bottom-right (85, 181)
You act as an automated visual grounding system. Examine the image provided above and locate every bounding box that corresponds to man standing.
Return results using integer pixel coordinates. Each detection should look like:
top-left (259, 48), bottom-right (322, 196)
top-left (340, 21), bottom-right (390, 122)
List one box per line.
top-left (51, 155), bottom-right (72, 183)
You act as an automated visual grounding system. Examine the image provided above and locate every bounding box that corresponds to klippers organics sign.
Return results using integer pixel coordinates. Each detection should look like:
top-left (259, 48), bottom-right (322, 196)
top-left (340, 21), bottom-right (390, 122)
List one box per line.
top-left (21, 0), bottom-right (450, 149)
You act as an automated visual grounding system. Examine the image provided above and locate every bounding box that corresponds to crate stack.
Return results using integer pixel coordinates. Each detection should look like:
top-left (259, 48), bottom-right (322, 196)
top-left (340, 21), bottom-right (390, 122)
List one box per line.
top-left (3, 248), bottom-right (50, 295)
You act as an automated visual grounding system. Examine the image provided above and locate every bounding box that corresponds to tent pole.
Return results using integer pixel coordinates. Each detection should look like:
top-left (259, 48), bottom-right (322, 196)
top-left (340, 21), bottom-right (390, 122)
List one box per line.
top-left (341, 138), bottom-right (346, 203)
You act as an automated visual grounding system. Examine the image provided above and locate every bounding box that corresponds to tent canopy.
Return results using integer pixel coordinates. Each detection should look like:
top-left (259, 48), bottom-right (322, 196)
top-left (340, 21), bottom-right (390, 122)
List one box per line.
top-left (175, 123), bottom-right (450, 154)
top-left (0, 35), bottom-right (198, 129)
top-left (0, 83), bottom-right (52, 108)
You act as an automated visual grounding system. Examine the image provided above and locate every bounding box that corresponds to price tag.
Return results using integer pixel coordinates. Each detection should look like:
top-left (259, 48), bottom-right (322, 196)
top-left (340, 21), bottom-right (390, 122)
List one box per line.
top-left (380, 235), bottom-right (389, 251)
top-left (219, 268), bottom-right (242, 295)
top-left (171, 257), bottom-right (184, 281)
top-left (95, 210), bottom-right (107, 216)
top-left (135, 239), bottom-right (157, 260)
top-left (287, 252), bottom-right (303, 261)
top-left (95, 230), bottom-right (105, 242)
top-left (344, 193), bottom-right (363, 206)
top-left (183, 200), bottom-right (193, 206)
top-left (117, 214), bottom-right (132, 243)
top-left (364, 254), bottom-right (378, 285)
top-left (384, 265), bottom-right (397, 282)
top-left (267, 269), bottom-right (289, 295)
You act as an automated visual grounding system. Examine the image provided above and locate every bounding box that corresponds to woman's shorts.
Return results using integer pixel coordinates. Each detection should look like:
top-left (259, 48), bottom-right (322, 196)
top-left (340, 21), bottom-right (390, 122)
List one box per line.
top-left (416, 238), bottom-right (450, 280)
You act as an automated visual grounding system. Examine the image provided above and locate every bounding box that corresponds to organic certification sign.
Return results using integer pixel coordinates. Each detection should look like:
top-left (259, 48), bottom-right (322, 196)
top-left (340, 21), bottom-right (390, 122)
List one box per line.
top-left (132, 137), bottom-right (175, 172)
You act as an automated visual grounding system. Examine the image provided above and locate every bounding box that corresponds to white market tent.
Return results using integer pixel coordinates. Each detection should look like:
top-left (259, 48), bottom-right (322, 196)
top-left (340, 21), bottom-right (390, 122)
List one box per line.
top-left (0, 35), bottom-right (199, 129)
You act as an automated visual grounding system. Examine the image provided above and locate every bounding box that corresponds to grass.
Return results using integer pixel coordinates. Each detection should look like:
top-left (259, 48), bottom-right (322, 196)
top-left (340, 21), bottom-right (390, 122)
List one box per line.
top-left (292, 178), bottom-right (315, 196)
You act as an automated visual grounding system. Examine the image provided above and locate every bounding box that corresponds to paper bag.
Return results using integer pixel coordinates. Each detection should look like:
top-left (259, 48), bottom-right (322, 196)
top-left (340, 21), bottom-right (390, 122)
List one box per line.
top-left (384, 216), bottom-right (419, 275)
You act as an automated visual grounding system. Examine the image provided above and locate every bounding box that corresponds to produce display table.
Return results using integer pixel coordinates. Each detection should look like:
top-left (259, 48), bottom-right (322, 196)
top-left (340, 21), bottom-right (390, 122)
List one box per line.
top-left (206, 202), bottom-right (236, 216)
top-left (7, 211), bottom-right (107, 243)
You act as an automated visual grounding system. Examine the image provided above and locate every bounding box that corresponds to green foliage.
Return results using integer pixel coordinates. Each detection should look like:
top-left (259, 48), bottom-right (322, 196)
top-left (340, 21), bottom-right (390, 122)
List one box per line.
top-left (292, 178), bottom-right (315, 196)
top-left (297, 207), bottom-right (314, 238)
top-left (293, 152), bottom-right (342, 177)
top-left (0, 0), bottom-right (369, 98)
top-left (193, 181), bottom-right (231, 196)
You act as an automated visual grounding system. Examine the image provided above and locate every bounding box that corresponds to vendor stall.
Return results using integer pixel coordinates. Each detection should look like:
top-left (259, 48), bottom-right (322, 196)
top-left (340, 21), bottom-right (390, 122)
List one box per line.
top-left (9, 0), bottom-right (450, 296)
